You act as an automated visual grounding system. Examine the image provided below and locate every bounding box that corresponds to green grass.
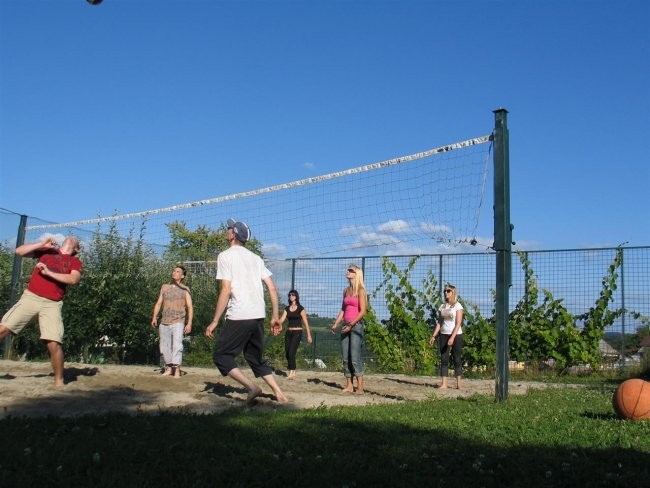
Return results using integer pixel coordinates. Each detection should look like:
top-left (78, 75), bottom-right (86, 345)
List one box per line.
top-left (1, 387), bottom-right (648, 487)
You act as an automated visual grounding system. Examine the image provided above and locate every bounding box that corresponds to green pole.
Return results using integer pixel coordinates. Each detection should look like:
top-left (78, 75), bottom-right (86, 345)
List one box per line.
top-left (619, 249), bottom-right (625, 369)
top-left (3, 215), bottom-right (27, 358)
top-left (493, 108), bottom-right (512, 403)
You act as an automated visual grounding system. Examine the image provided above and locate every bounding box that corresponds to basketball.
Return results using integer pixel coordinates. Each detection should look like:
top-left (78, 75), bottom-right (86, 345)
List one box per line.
top-left (612, 379), bottom-right (650, 421)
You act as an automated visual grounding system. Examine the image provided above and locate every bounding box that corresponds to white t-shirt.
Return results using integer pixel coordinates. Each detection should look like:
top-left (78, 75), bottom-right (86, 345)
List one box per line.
top-left (438, 302), bottom-right (464, 335)
top-left (216, 246), bottom-right (272, 320)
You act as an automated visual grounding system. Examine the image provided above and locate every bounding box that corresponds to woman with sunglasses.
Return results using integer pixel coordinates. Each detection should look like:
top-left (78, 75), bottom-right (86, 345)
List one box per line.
top-left (428, 284), bottom-right (464, 389)
top-left (331, 264), bottom-right (367, 394)
top-left (278, 289), bottom-right (312, 380)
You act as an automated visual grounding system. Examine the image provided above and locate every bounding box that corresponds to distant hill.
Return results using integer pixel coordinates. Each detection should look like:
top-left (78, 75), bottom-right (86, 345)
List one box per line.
top-left (307, 314), bottom-right (335, 329)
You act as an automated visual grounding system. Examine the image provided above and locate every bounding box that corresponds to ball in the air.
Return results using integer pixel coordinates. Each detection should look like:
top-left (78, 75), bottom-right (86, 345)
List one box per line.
top-left (87, 0), bottom-right (103, 5)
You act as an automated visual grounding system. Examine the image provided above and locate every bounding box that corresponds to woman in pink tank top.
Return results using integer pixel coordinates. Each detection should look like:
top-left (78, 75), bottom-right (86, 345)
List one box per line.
top-left (331, 264), bottom-right (367, 394)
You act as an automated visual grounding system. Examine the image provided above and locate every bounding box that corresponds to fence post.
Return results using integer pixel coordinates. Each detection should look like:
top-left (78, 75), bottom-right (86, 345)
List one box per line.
top-left (3, 214), bottom-right (27, 358)
top-left (620, 248), bottom-right (626, 368)
top-left (493, 108), bottom-right (512, 403)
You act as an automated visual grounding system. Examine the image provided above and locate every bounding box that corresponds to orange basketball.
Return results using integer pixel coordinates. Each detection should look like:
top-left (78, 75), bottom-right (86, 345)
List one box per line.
top-left (612, 379), bottom-right (650, 421)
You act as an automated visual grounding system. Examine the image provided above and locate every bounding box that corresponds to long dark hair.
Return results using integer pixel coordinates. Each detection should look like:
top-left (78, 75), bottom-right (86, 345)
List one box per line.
top-left (288, 289), bottom-right (301, 306)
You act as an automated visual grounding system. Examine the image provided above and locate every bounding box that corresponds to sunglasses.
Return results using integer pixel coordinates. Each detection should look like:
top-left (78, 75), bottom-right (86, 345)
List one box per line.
top-left (347, 268), bottom-right (356, 273)
top-left (444, 289), bottom-right (453, 293)
top-left (288, 293), bottom-right (297, 297)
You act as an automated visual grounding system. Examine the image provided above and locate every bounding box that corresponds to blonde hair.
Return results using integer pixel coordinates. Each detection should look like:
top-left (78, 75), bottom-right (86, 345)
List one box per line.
top-left (347, 264), bottom-right (366, 297)
top-left (444, 284), bottom-right (458, 305)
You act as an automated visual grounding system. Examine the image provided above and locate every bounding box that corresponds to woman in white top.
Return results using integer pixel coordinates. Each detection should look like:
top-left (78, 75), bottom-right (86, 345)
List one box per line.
top-left (428, 284), bottom-right (464, 389)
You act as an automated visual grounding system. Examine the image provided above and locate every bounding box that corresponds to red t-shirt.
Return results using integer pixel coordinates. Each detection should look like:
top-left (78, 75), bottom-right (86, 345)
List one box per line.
top-left (26, 249), bottom-right (83, 301)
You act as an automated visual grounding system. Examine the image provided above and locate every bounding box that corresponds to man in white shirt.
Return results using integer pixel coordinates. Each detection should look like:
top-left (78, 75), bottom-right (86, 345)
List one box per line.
top-left (205, 218), bottom-right (288, 404)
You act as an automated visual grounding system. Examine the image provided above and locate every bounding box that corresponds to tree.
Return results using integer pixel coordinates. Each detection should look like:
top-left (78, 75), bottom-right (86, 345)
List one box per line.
top-left (63, 219), bottom-right (161, 363)
top-left (365, 257), bottom-right (438, 374)
top-left (0, 242), bottom-right (13, 310)
top-left (164, 221), bottom-right (263, 263)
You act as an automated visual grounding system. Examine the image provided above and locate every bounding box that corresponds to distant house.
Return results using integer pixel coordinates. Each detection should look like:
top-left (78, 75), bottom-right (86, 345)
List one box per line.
top-left (639, 335), bottom-right (650, 357)
top-left (598, 339), bottom-right (619, 359)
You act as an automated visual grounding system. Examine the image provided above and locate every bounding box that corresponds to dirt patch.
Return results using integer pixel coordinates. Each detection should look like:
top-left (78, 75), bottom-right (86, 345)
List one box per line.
top-left (0, 359), bottom-right (551, 418)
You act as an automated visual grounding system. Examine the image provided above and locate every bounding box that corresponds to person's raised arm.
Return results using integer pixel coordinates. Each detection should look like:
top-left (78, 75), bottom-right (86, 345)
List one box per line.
top-left (16, 238), bottom-right (57, 258)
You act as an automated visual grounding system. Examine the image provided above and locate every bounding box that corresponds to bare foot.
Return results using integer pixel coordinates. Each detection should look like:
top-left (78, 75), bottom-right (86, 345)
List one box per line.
top-left (173, 369), bottom-right (181, 378)
top-left (340, 388), bottom-right (354, 394)
top-left (246, 386), bottom-right (263, 406)
top-left (438, 385), bottom-right (448, 389)
top-left (275, 392), bottom-right (290, 403)
top-left (162, 367), bottom-right (172, 376)
top-left (354, 390), bottom-right (365, 395)
top-left (54, 380), bottom-right (65, 387)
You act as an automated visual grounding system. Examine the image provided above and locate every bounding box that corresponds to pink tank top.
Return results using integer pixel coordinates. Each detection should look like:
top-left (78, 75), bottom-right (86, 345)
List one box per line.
top-left (343, 295), bottom-right (360, 323)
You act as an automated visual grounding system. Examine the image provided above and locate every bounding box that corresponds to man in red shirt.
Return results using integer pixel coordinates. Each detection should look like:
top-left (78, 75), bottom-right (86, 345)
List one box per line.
top-left (0, 236), bottom-right (82, 386)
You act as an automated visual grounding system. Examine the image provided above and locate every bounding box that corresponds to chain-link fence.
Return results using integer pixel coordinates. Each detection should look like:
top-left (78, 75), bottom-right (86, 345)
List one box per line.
top-left (261, 247), bottom-right (649, 369)
top-left (2, 241), bottom-right (648, 372)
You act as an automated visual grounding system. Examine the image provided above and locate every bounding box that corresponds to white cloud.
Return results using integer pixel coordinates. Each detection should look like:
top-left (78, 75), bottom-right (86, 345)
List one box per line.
top-left (420, 222), bottom-right (452, 234)
top-left (377, 219), bottom-right (411, 234)
top-left (350, 232), bottom-right (401, 249)
top-left (339, 224), bottom-right (372, 237)
top-left (262, 242), bottom-right (286, 258)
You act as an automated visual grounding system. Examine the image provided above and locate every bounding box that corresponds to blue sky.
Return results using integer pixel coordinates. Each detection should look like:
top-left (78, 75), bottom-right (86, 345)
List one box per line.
top-left (1, 0), bottom-right (649, 251)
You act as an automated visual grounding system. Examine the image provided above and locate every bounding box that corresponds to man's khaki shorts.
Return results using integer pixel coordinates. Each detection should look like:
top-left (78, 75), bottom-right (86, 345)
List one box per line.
top-left (1, 289), bottom-right (64, 343)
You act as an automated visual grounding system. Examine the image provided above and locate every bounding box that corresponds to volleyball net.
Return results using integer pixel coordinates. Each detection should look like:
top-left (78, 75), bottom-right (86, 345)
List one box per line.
top-left (24, 135), bottom-right (492, 259)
